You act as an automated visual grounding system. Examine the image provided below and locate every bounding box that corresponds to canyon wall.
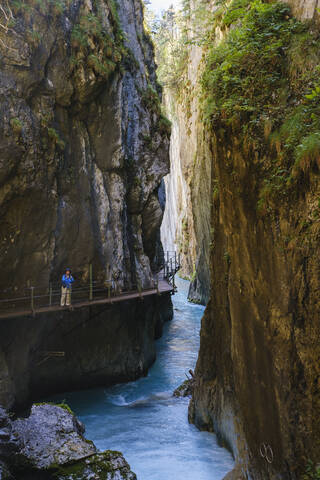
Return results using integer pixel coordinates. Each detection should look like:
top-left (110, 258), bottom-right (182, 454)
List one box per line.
top-left (160, 30), bottom-right (211, 304)
top-left (0, 0), bottom-right (170, 293)
top-left (183, 0), bottom-right (320, 478)
top-left (0, 0), bottom-right (172, 407)
top-left (0, 294), bottom-right (172, 409)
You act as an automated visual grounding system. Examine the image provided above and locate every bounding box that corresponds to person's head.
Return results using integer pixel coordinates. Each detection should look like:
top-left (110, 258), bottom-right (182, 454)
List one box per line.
top-left (65, 268), bottom-right (71, 276)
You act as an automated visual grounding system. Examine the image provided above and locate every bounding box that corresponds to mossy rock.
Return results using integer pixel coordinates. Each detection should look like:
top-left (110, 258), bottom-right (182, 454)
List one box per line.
top-left (51, 451), bottom-right (137, 480)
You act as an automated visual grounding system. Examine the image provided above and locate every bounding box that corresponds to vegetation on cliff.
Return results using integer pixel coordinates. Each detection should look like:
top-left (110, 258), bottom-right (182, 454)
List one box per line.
top-left (187, 1), bottom-right (320, 477)
top-left (201, 0), bottom-right (320, 213)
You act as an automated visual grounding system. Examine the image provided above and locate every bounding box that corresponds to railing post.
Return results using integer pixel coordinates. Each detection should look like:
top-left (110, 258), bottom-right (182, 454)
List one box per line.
top-left (31, 286), bottom-right (34, 311)
top-left (89, 263), bottom-right (93, 301)
top-left (170, 258), bottom-right (173, 278)
top-left (49, 283), bottom-right (52, 306)
top-left (156, 274), bottom-right (160, 295)
top-left (175, 252), bottom-right (177, 272)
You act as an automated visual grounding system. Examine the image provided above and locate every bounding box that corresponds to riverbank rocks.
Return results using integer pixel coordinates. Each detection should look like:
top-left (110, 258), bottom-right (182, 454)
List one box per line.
top-left (0, 404), bottom-right (136, 480)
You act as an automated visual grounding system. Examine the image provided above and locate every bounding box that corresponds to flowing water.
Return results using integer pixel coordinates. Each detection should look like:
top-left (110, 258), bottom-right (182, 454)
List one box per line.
top-left (53, 278), bottom-right (234, 479)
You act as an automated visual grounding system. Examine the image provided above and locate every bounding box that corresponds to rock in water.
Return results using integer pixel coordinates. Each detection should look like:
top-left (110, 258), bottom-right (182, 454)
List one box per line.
top-left (173, 379), bottom-right (194, 398)
top-left (0, 404), bottom-right (136, 480)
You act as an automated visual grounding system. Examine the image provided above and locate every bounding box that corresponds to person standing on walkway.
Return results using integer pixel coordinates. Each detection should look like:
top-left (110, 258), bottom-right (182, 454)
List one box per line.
top-left (60, 268), bottom-right (74, 307)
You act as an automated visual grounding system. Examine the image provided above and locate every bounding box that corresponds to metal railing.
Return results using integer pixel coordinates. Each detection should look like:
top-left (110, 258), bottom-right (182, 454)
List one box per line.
top-left (0, 252), bottom-right (181, 318)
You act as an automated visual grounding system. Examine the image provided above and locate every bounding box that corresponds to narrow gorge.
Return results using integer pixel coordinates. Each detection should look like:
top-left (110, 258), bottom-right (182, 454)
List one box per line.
top-left (0, 0), bottom-right (319, 479)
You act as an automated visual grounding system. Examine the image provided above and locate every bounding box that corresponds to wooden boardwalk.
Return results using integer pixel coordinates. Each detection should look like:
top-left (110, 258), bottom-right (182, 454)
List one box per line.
top-left (0, 278), bottom-right (175, 321)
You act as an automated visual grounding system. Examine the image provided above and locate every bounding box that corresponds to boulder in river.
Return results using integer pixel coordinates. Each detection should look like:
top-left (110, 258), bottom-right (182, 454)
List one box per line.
top-left (173, 378), bottom-right (194, 398)
top-left (0, 403), bottom-right (136, 480)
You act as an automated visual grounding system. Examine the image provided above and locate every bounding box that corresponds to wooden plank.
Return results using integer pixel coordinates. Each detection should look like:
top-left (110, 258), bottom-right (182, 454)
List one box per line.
top-left (0, 280), bottom-right (174, 321)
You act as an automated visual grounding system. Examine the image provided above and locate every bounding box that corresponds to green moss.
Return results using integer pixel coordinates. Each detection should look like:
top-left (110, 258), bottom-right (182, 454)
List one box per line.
top-left (303, 460), bottom-right (320, 480)
top-left (47, 127), bottom-right (65, 149)
top-left (70, 0), bottom-right (126, 80)
top-left (223, 251), bottom-right (231, 266)
top-left (51, 452), bottom-right (127, 479)
top-left (141, 84), bottom-right (171, 137)
top-left (34, 401), bottom-right (74, 415)
top-left (13, 0), bottom-right (71, 17)
top-left (159, 114), bottom-right (172, 135)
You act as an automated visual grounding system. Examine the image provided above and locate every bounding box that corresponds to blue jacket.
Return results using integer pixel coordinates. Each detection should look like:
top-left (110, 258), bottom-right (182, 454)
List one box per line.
top-left (62, 274), bottom-right (74, 289)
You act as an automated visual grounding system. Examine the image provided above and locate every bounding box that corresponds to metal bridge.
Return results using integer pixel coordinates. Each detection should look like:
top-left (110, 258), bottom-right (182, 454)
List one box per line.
top-left (0, 252), bottom-right (181, 320)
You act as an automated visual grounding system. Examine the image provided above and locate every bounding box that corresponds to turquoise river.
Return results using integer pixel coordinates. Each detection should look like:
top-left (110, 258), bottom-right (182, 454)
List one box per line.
top-left (53, 278), bottom-right (234, 479)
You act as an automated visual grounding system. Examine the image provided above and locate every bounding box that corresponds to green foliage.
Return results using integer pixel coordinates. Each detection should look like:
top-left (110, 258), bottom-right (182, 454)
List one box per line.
top-left (202, 1), bottom-right (295, 125)
top-left (147, 5), bottom-right (189, 92)
top-left (47, 127), bottom-right (65, 149)
top-left (201, 0), bottom-right (320, 210)
top-left (159, 114), bottom-right (172, 135)
top-left (12, 0), bottom-right (71, 16)
top-left (70, 0), bottom-right (126, 80)
top-left (26, 27), bottom-right (42, 47)
top-left (303, 460), bottom-right (320, 480)
top-left (141, 84), bottom-right (171, 135)
top-left (223, 251), bottom-right (231, 266)
top-left (221, 0), bottom-right (251, 27)
top-left (10, 117), bottom-right (23, 133)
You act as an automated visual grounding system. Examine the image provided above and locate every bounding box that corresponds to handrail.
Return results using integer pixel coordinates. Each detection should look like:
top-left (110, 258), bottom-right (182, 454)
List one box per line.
top-left (0, 252), bottom-right (182, 317)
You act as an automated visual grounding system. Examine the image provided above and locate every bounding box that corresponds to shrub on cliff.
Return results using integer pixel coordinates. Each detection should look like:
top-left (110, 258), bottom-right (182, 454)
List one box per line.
top-left (201, 0), bottom-right (320, 209)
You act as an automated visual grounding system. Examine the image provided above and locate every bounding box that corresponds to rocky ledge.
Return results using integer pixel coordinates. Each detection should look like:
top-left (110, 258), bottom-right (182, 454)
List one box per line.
top-left (0, 403), bottom-right (136, 480)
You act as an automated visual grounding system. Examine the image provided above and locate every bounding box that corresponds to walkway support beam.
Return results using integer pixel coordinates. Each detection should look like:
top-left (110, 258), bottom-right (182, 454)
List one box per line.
top-left (89, 264), bottom-right (93, 301)
top-left (30, 287), bottom-right (34, 311)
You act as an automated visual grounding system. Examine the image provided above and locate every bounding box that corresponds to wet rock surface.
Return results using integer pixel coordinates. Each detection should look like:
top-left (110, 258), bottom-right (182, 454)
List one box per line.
top-left (0, 404), bottom-right (136, 480)
top-left (0, 0), bottom-right (170, 291)
top-left (0, 0), bottom-right (172, 409)
top-left (11, 404), bottom-right (95, 469)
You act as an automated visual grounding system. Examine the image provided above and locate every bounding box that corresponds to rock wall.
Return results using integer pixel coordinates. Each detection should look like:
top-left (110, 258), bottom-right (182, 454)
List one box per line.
top-left (161, 40), bottom-right (211, 304)
top-left (184, 0), bottom-right (320, 478)
top-left (0, 0), bottom-right (170, 293)
top-left (0, 0), bottom-right (172, 408)
top-left (0, 293), bottom-right (173, 409)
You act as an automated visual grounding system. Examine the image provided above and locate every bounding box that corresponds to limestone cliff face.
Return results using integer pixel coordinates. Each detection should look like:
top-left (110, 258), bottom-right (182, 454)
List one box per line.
top-left (285, 0), bottom-right (320, 20)
top-left (161, 41), bottom-right (211, 304)
top-left (0, 0), bottom-right (172, 408)
top-left (0, 0), bottom-right (170, 293)
top-left (184, 0), bottom-right (320, 478)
